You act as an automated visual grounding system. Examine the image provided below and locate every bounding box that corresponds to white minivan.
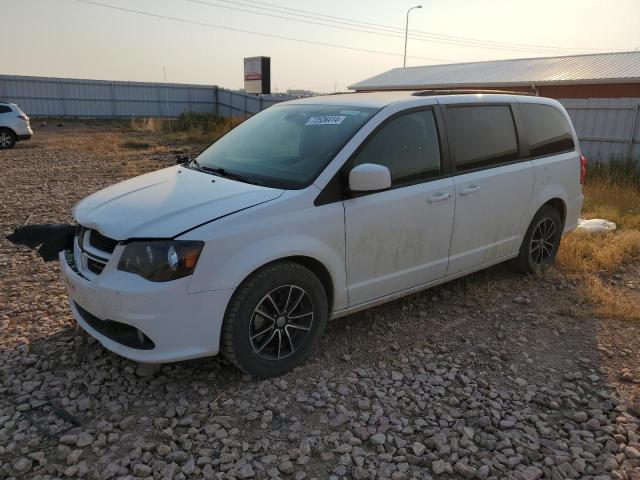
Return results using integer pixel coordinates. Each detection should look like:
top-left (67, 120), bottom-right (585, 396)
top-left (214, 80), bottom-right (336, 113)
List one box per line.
top-left (61, 91), bottom-right (584, 377)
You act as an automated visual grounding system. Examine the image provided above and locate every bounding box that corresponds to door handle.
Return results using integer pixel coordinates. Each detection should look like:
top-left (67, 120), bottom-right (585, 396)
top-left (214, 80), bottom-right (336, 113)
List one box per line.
top-left (459, 185), bottom-right (480, 196)
top-left (428, 192), bottom-right (451, 203)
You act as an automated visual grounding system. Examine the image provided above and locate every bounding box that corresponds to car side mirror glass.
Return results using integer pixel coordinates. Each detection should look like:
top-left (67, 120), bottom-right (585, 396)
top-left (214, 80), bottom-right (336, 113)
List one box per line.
top-left (348, 163), bottom-right (392, 192)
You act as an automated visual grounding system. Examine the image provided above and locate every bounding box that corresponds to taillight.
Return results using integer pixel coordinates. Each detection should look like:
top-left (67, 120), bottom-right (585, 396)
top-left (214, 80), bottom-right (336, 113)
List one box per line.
top-left (579, 155), bottom-right (587, 184)
top-left (17, 115), bottom-right (28, 121)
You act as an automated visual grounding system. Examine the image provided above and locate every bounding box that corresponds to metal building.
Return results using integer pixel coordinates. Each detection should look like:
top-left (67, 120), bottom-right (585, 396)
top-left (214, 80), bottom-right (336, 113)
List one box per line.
top-left (349, 51), bottom-right (640, 98)
top-left (350, 52), bottom-right (640, 163)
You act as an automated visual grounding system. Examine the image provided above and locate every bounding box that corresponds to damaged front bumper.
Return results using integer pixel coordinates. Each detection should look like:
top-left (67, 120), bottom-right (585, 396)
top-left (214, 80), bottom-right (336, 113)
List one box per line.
top-left (59, 249), bottom-right (234, 363)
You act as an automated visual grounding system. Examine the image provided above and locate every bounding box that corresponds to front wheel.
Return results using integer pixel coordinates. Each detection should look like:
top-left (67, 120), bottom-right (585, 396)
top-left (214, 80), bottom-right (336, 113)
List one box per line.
top-left (0, 129), bottom-right (16, 149)
top-left (513, 205), bottom-right (562, 275)
top-left (221, 262), bottom-right (328, 377)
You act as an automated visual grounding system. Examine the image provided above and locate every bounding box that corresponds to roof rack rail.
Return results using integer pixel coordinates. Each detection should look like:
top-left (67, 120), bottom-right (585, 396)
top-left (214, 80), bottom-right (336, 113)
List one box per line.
top-left (411, 89), bottom-right (535, 97)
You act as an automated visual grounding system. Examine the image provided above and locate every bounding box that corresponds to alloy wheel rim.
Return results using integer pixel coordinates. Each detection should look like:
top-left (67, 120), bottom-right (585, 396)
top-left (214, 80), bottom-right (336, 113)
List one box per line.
top-left (0, 132), bottom-right (11, 147)
top-left (249, 285), bottom-right (314, 361)
top-left (530, 218), bottom-right (557, 265)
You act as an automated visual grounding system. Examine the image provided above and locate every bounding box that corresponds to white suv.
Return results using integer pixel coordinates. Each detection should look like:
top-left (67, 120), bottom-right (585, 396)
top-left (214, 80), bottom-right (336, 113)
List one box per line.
top-left (61, 91), bottom-right (584, 377)
top-left (0, 102), bottom-right (33, 149)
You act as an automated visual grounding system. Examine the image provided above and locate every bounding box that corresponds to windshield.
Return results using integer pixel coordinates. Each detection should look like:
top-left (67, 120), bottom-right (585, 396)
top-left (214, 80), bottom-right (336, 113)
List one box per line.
top-left (195, 104), bottom-right (377, 189)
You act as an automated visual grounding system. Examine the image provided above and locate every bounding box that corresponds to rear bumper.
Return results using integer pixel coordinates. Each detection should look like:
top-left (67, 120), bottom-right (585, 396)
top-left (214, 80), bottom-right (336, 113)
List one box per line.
top-left (59, 250), bottom-right (234, 363)
top-left (564, 192), bottom-right (584, 233)
top-left (14, 123), bottom-right (33, 141)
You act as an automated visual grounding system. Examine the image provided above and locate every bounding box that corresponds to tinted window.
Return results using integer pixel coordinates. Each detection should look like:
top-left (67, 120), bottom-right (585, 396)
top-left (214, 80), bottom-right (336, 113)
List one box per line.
top-left (447, 105), bottom-right (519, 172)
top-left (0, 105), bottom-right (11, 113)
top-left (520, 103), bottom-right (575, 156)
top-left (351, 109), bottom-right (441, 186)
top-left (196, 104), bottom-right (377, 189)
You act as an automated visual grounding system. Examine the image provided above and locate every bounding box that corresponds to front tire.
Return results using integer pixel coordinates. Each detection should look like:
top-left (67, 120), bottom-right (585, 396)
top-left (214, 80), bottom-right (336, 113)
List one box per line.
top-left (221, 262), bottom-right (328, 377)
top-left (0, 128), bottom-right (16, 149)
top-left (513, 205), bottom-right (562, 275)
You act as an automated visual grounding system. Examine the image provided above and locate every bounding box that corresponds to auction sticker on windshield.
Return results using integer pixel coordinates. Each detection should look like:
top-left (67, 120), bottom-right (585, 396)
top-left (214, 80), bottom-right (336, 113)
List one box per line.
top-left (305, 115), bottom-right (346, 126)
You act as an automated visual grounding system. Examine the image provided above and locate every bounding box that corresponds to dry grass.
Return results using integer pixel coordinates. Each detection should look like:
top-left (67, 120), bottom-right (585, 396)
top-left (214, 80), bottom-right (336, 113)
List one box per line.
top-left (129, 117), bottom-right (163, 133)
top-left (580, 181), bottom-right (640, 230)
top-left (177, 116), bottom-right (243, 143)
top-left (556, 180), bottom-right (640, 320)
top-left (46, 132), bottom-right (125, 154)
top-left (557, 229), bottom-right (640, 274)
top-left (578, 275), bottom-right (640, 320)
top-left (130, 113), bottom-right (244, 144)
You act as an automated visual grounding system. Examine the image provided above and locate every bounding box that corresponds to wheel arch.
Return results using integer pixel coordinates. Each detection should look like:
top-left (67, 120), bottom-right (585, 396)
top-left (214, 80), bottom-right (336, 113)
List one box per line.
top-left (513, 196), bottom-right (565, 274)
top-left (236, 256), bottom-right (335, 313)
top-left (529, 184), bottom-right (569, 231)
top-left (542, 197), bottom-right (567, 229)
top-left (0, 126), bottom-right (17, 138)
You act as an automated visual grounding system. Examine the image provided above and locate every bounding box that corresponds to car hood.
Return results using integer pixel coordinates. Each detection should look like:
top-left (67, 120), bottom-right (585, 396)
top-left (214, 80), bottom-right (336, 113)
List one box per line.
top-left (73, 166), bottom-right (284, 240)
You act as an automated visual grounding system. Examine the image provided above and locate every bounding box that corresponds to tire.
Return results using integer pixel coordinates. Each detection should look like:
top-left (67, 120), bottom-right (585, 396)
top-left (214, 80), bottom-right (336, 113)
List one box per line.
top-left (0, 128), bottom-right (16, 149)
top-left (221, 261), bottom-right (329, 377)
top-left (513, 205), bottom-right (563, 275)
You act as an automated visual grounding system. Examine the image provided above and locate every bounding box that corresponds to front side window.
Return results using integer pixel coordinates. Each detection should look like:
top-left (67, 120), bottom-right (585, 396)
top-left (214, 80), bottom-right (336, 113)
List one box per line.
top-left (520, 103), bottom-right (575, 157)
top-left (195, 104), bottom-right (377, 189)
top-left (351, 109), bottom-right (441, 186)
top-left (0, 105), bottom-right (11, 114)
top-left (447, 105), bottom-right (519, 172)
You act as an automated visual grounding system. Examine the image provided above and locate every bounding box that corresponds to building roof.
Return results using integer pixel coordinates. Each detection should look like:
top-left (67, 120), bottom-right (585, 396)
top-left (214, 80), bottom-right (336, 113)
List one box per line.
top-left (350, 51), bottom-right (640, 91)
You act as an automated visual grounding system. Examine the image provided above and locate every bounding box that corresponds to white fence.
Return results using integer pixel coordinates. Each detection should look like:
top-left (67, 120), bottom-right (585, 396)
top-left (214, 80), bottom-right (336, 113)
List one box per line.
top-left (0, 74), bottom-right (295, 119)
top-left (559, 98), bottom-right (640, 164)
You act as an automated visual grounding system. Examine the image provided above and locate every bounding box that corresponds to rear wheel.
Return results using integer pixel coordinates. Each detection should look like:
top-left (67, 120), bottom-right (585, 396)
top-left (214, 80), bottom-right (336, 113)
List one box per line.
top-left (221, 261), bottom-right (328, 377)
top-left (0, 129), bottom-right (16, 149)
top-left (513, 205), bottom-right (562, 275)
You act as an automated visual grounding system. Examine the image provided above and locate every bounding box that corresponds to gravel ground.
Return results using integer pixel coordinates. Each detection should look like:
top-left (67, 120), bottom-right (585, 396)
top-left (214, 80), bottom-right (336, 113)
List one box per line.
top-left (1, 125), bottom-right (640, 480)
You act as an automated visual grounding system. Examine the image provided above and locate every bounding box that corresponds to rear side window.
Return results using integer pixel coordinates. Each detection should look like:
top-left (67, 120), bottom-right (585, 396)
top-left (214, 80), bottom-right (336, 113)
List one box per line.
top-left (351, 109), bottom-right (441, 186)
top-left (0, 105), bottom-right (11, 113)
top-left (520, 103), bottom-right (575, 157)
top-left (446, 105), bottom-right (519, 172)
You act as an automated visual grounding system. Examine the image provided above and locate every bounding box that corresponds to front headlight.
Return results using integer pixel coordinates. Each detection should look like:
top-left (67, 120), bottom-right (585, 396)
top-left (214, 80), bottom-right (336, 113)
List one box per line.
top-left (117, 240), bottom-right (204, 282)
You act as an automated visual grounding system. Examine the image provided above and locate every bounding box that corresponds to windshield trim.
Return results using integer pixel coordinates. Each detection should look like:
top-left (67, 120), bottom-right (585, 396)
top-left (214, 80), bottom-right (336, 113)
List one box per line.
top-left (194, 104), bottom-right (382, 190)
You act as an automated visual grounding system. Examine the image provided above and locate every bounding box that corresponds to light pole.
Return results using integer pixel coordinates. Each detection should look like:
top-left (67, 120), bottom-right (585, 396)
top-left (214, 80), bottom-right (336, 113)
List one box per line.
top-left (403, 5), bottom-right (422, 68)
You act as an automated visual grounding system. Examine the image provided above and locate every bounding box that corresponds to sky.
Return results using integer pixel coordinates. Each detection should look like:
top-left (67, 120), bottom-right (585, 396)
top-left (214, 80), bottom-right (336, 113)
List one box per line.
top-left (3, 0), bottom-right (640, 93)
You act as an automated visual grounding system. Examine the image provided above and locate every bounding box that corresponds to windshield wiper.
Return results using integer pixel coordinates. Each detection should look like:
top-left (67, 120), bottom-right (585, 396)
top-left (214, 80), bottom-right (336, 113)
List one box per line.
top-left (198, 165), bottom-right (264, 186)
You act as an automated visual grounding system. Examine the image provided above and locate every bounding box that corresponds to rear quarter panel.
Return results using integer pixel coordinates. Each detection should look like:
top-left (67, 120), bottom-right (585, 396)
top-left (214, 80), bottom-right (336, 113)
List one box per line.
top-left (517, 97), bottom-right (583, 232)
top-left (530, 151), bottom-right (582, 232)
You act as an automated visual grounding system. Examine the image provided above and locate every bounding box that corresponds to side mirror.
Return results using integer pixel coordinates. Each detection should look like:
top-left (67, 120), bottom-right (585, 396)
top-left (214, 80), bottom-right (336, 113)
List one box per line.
top-left (348, 163), bottom-right (391, 192)
top-left (175, 155), bottom-right (191, 165)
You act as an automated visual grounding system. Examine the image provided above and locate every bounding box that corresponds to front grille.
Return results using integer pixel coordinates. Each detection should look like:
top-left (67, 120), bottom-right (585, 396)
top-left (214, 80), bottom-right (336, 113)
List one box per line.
top-left (74, 226), bottom-right (119, 278)
top-left (87, 257), bottom-right (106, 275)
top-left (74, 302), bottom-right (155, 350)
top-left (89, 230), bottom-right (118, 254)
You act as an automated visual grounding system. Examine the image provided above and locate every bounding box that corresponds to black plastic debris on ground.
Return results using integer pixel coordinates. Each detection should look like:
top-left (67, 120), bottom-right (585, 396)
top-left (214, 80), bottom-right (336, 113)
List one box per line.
top-left (6, 223), bottom-right (76, 262)
top-left (19, 400), bottom-right (81, 438)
